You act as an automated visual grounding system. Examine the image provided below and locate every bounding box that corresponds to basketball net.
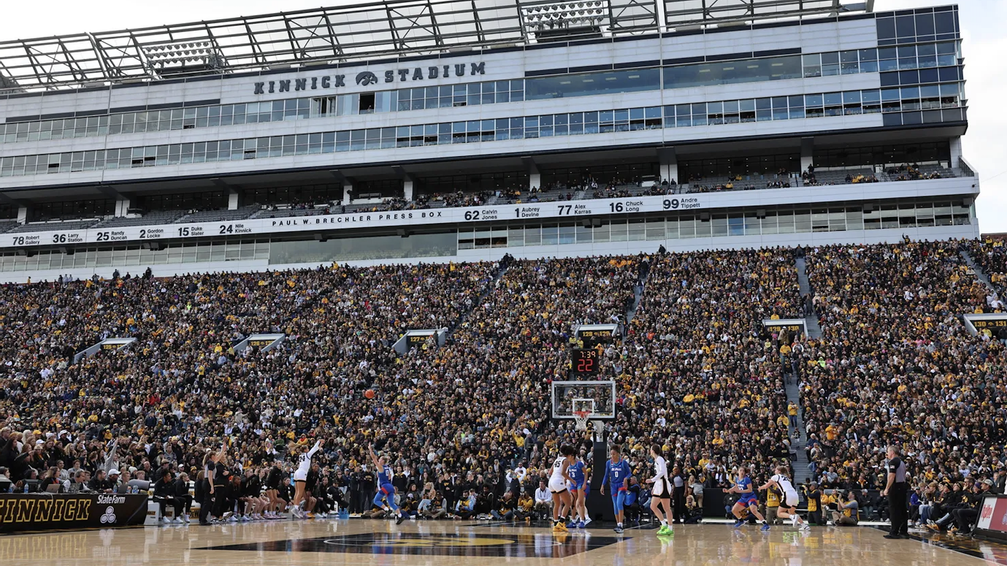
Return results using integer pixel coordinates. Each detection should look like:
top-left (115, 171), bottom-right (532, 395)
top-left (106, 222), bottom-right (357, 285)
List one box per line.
top-left (573, 411), bottom-right (590, 431)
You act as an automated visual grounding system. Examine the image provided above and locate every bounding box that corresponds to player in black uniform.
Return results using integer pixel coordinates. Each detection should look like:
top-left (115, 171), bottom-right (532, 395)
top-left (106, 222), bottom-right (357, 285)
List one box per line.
top-left (265, 462), bottom-right (284, 519)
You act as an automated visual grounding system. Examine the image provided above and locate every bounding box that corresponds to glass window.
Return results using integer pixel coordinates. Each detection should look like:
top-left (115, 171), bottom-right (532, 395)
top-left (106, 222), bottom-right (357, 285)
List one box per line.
top-left (896, 14), bottom-right (916, 40)
top-left (878, 48), bottom-right (899, 72)
top-left (840, 51), bottom-right (859, 74)
top-left (526, 68), bottom-right (660, 100)
top-left (821, 52), bottom-right (840, 77)
top-left (916, 13), bottom-right (936, 40)
top-left (917, 43), bottom-right (938, 68)
top-left (803, 54), bottom-right (822, 78)
top-left (935, 11), bottom-right (957, 38)
top-left (859, 48), bottom-right (879, 73)
top-left (877, 16), bottom-right (896, 42)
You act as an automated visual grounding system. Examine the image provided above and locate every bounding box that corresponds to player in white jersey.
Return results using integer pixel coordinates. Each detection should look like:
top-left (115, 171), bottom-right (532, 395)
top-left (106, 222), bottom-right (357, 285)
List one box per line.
top-left (645, 443), bottom-right (674, 537)
top-left (290, 439), bottom-right (323, 518)
top-left (549, 444), bottom-right (576, 533)
top-left (760, 465), bottom-right (810, 531)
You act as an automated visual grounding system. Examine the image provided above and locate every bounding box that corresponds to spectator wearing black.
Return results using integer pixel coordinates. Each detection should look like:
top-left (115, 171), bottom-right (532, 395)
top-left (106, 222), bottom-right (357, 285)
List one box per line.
top-left (174, 472), bottom-right (193, 523)
top-left (153, 471), bottom-right (183, 523)
top-left (211, 449), bottom-right (231, 520)
top-left (952, 480), bottom-right (992, 534)
top-left (0, 466), bottom-right (12, 493)
top-left (347, 466), bottom-right (361, 514)
top-left (88, 469), bottom-right (110, 493)
top-left (882, 445), bottom-right (909, 539)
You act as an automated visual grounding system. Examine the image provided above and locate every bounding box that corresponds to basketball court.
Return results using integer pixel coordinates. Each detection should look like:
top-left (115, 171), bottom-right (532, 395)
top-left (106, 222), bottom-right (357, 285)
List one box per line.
top-left (1, 520), bottom-right (1004, 566)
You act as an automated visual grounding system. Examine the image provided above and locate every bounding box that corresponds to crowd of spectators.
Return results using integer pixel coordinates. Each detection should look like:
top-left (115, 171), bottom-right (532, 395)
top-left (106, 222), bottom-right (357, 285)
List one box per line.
top-left (615, 249), bottom-right (804, 495)
top-left (1, 240), bottom-right (1005, 531)
top-left (965, 237), bottom-right (1007, 298)
top-left (887, 163), bottom-right (944, 181)
top-left (798, 241), bottom-right (1006, 529)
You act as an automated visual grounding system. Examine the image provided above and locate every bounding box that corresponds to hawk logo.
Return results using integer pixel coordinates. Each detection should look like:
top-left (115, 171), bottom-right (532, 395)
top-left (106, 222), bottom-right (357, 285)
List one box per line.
top-left (100, 506), bottom-right (116, 524)
top-left (355, 72), bottom-right (378, 86)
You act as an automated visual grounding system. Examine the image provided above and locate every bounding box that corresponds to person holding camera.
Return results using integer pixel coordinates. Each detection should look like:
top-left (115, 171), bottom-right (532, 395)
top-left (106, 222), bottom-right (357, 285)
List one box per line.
top-left (831, 491), bottom-right (859, 526)
top-left (804, 482), bottom-right (823, 525)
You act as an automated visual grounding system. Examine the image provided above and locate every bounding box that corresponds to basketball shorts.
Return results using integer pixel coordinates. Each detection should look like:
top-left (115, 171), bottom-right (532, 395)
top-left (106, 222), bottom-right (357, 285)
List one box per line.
top-left (549, 476), bottom-right (567, 494)
top-left (652, 478), bottom-right (671, 499)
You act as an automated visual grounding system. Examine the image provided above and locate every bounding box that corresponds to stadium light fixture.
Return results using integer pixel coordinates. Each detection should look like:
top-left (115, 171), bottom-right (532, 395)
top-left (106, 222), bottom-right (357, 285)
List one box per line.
top-left (142, 40), bottom-right (224, 74)
top-left (521, 0), bottom-right (609, 37)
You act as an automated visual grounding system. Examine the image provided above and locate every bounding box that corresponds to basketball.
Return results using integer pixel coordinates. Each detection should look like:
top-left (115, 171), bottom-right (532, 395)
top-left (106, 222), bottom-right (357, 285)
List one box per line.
top-left (364, 389), bottom-right (375, 399)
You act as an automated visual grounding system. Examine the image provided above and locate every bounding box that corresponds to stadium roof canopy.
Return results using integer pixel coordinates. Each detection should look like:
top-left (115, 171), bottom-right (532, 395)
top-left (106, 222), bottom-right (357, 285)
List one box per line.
top-left (0, 0), bottom-right (873, 93)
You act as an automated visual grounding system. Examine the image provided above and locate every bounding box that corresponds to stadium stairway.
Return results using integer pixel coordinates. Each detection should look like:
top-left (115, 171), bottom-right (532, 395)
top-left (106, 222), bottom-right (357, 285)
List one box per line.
top-left (960, 248), bottom-right (999, 294)
top-left (446, 254), bottom-right (514, 337)
top-left (624, 257), bottom-right (651, 323)
top-left (794, 256), bottom-right (823, 340)
top-left (786, 378), bottom-right (814, 485)
top-left (791, 253), bottom-right (817, 484)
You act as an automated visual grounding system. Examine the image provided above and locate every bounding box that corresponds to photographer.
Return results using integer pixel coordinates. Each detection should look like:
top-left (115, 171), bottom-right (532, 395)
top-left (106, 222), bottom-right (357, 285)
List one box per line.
top-left (804, 482), bottom-right (823, 525)
top-left (831, 491), bottom-right (859, 526)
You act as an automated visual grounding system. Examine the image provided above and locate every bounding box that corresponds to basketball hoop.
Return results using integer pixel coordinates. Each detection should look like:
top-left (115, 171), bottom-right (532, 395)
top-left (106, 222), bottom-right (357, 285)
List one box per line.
top-left (573, 410), bottom-right (591, 431)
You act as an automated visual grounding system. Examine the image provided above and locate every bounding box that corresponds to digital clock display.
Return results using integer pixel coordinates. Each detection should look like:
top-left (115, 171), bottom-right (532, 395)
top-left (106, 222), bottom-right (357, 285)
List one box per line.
top-left (578, 329), bottom-right (615, 346)
top-left (571, 348), bottom-right (599, 375)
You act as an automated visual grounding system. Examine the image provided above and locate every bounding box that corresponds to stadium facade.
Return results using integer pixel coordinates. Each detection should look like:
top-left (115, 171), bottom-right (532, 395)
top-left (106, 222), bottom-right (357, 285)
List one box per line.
top-left (0, 1), bottom-right (976, 281)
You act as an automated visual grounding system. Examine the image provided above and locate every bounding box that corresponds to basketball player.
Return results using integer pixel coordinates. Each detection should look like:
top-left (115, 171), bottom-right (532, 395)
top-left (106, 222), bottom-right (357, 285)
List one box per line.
top-left (291, 438), bottom-right (323, 519)
top-left (567, 450), bottom-right (590, 528)
top-left (724, 466), bottom-right (770, 531)
top-left (759, 466), bottom-right (809, 531)
top-left (646, 443), bottom-right (673, 536)
top-left (369, 444), bottom-right (407, 525)
top-left (600, 444), bottom-right (632, 534)
top-left (549, 444), bottom-right (576, 533)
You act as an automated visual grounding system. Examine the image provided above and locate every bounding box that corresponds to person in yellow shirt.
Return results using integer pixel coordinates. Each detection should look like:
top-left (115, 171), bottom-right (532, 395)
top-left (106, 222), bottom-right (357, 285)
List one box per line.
top-left (805, 482), bottom-right (823, 525)
top-left (788, 402), bottom-right (799, 428)
top-left (765, 481), bottom-right (781, 525)
top-left (825, 424), bottom-right (838, 442)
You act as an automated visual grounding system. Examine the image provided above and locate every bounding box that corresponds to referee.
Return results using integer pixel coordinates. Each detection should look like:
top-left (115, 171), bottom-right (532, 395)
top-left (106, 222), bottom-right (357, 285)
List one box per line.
top-left (882, 445), bottom-right (909, 539)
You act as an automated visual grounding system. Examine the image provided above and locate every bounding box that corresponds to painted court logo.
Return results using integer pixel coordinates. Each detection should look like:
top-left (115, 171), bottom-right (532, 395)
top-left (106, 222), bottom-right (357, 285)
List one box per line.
top-left (100, 507), bottom-right (116, 524)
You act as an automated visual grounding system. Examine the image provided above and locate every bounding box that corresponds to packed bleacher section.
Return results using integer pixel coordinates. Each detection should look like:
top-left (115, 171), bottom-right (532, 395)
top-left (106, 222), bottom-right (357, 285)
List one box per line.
top-left (619, 249), bottom-right (804, 487)
top-left (800, 241), bottom-right (1006, 512)
top-left (964, 237), bottom-right (1007, 297)
top-left (1, 240), bottom-right (1004, 526)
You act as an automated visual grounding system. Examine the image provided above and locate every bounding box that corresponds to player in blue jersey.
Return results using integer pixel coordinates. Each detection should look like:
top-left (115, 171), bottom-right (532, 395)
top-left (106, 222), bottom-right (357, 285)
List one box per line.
top-left (567, 451), bottom-right (590, 528)
top-left (724, 466), bottom-right (770, 531)
top-left (369, 444), bottom-right (407, 525)
top-left (600, 444), bottom-right (632, 533)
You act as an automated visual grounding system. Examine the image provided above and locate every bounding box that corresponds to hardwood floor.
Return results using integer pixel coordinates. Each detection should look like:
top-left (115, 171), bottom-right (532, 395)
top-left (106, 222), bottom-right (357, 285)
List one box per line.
top-left (0, 520), bottom-right (998, 566)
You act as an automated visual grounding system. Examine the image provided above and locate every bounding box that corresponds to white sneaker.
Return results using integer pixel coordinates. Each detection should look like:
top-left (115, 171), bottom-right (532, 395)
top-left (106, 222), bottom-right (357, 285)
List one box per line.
top-left (791, 515), bottom-right (799, 526)
top-left (160, 517), bottom-right (172, 524)
top-left (583, 517), bottom-right (592, 527)
top-left (182, 514), bottom-right (190, 523)
top-left (801, 524), bottom-right (811, 531)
